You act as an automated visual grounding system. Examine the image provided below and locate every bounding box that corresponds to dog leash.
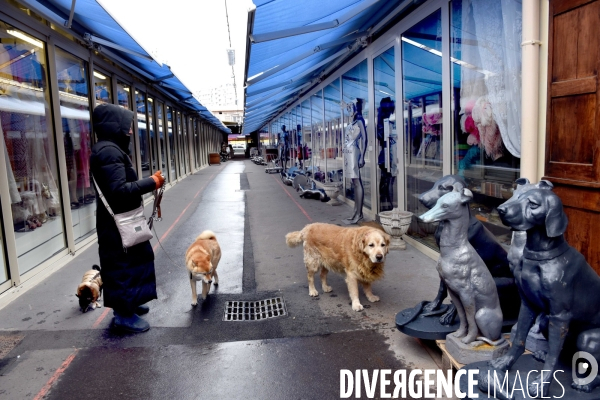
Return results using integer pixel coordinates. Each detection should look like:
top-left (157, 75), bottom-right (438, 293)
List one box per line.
top-left (149, 184), bottom-right (186, 270)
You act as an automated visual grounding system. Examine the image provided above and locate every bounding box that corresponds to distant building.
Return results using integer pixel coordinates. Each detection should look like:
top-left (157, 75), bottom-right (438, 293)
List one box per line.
top-left (197, 83), bottom-right (238, 109)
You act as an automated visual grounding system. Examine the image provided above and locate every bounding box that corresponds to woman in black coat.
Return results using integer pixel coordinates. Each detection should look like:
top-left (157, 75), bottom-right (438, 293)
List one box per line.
top-left (90, 104), bottom-right (164, 333)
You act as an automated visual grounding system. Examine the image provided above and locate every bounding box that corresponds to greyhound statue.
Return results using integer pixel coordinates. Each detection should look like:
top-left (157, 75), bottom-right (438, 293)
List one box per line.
top-left (418, 175), bottom-right (517, 325)
top-left (420, 187), bottom-right (504, 345)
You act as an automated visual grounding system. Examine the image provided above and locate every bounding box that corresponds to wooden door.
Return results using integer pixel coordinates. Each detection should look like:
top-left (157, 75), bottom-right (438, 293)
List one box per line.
top-left (545, 0), bottom-right (600, 273)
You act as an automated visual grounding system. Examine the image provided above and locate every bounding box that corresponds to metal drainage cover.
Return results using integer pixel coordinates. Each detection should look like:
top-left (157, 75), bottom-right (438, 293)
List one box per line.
top-left (223, 297), bottom-right (287, 321)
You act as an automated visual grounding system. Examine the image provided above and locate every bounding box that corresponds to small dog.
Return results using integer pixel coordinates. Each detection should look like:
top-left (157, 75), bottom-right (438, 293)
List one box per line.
top-left (185, 230), bottom-right (221, 306)
top-left (286, 223), bottom-right (390, 311)
top-left (76, 265), bottom-right (103, 312)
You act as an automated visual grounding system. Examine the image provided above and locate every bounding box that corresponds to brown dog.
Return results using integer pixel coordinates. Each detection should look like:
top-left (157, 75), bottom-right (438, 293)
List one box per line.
top-left (76, 265), bottom-right (103, 312)
top-left (286, 223), bottom-right (390, 311)
top-left (185, 230), bottom-right (221, 306)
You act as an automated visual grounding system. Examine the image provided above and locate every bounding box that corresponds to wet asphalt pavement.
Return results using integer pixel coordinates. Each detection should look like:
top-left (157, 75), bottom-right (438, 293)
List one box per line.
top-left (0, 159), bottom-right (451, 399)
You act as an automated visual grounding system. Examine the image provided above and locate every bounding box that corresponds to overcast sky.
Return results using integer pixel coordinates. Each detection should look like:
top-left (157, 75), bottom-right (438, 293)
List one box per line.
top-left (98, 0), bottom-right (254, 106)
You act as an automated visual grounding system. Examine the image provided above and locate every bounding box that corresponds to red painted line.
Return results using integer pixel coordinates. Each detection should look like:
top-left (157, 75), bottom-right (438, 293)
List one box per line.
top-left (91, 307), bottom-right (111, 329)
top-left (152, 172), bottom-right (216, 252)
top-left (271, 175), bottom-right (313, 222)
top-left (33, 349), bottom-right (79, 400)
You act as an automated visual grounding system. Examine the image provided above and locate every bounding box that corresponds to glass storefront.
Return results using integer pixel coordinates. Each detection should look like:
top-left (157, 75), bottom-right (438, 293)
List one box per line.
top-left (342, 60), bottom-right (370, 208)
top-left (0, 22), bottom-right (67, 274)
top-left (166, 106), bottom-right (176, 180)
top-left (148, 97), bottom-right (157, 173)
top-left (402, 10), bottom-right (444, 249)
top-left (301, 99), bottom-right (311, 173)
top-left (157, 101), bottom-right (169, 182)
top-left (93, 70), bottom-right (111, 105)
top-left (324, 80), bottom-right (342, 183)
top-left (310, 91), bottom-right (323, 181)
top-left (55, 48), bottom-right (96, 242)
top-left (117, 81), bottom-right (131, 109)
top-left (374, 47), bottom-right (398, 212)
top-left (135, 90), bottom-right (151, 180)
top-left (450, 0), bottom-right (521, 246)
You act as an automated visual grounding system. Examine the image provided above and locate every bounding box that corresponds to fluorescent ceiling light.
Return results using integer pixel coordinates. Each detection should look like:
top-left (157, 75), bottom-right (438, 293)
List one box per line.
top-left (123, 87), bottom-right (130, 92)
top-left (7, 30), bottom-right (43, 48)
top-left (93, 71), bottom-right (107, 80)
top-left (400, 37), bottom-right (495, 78)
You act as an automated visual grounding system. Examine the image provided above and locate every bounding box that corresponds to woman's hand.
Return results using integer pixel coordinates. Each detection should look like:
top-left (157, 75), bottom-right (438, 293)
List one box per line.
top-left (151, 170), bottom-right (165, 189)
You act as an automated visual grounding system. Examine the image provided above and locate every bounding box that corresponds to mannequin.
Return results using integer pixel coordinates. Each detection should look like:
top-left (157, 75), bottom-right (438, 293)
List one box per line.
top-left (342, 98), bottom-right (367, 225)
top-left (377, 97), bottom-right (397, 211)
top-left (279, 125), bottom-right (290, 171)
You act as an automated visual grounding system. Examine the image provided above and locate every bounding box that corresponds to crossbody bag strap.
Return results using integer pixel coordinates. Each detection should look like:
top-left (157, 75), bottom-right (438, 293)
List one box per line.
top-left (92, 178), bottom-right (116, 218)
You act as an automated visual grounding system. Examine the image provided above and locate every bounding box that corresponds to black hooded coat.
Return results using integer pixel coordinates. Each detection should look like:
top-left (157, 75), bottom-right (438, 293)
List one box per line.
top-left (90, 104), bottom-right (157, 314)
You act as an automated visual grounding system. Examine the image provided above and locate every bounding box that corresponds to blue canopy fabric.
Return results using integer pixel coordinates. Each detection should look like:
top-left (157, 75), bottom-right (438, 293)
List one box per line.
top-left (28, 0), bottom-right (230, 133)
top-left (243, 0), bottom-right (414, 134)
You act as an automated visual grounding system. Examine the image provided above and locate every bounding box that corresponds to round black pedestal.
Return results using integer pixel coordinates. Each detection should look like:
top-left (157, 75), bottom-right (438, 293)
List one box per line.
top-left (395, 303), bottom-right (460, 340)
top-left (458, 355), bottom-right (598, 399)
top-left (395, 303), bottom-right (517, 340)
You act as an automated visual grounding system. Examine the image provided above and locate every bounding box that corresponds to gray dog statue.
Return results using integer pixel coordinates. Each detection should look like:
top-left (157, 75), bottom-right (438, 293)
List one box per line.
top-left (418, 175), bottom-right (517, 325)
top-left (420, 187), bottom-right (504, 345)
top-left (482, 179), bottom-right (600, 397)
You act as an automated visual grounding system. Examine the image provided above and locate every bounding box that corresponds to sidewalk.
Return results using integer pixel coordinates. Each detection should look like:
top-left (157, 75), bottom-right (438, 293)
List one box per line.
top-left (0, 160), bottom-right (449, 399)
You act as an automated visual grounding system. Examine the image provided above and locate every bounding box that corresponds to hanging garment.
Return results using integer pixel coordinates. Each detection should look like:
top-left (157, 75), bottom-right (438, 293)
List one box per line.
top-left (0, 118), bottom-right (21, 203)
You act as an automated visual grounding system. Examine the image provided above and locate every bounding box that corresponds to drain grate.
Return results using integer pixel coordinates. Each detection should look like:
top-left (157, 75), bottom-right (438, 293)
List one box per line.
top-left (0, 335), bottom-right (24, 359)
top-left (223, 297), bottom-right (287, 321)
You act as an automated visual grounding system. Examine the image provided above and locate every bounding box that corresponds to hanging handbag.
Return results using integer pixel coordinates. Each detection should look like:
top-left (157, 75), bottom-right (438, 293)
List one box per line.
top-left (93, 179), bottom-right (153, 251)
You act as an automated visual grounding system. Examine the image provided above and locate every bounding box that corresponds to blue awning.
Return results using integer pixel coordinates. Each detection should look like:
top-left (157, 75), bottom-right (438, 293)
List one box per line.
top-left (20, 0), bottom-right (230, 133)
top-left (243, 0), bottom-right (420, 134)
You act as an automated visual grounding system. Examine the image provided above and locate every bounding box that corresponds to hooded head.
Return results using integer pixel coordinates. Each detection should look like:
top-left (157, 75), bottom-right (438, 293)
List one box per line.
top-left (92, 104), bottom-right (134, 153)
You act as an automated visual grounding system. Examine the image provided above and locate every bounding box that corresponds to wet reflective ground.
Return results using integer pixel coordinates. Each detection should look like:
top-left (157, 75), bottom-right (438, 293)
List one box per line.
top-left (0, 161), bottom-right (447, 399)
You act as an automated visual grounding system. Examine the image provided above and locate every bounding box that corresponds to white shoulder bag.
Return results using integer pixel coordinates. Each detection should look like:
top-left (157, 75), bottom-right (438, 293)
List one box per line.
top-left (93, 179), bottom-right (153, 251)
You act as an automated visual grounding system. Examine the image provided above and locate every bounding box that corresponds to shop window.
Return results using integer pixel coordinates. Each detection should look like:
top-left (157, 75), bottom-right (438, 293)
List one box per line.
top-left (374, 47), bottom-right (398, 212)
top-left (157, 101), bottom-right (169, 182)
top-left (117, 81), bottom-right (131, 110)
top-left (402, 10), bottom-right (444, 249)
top-left (166, 106), bottom-right (176, 180)
top-left (342, 60), bottom-right (370, 208)
top-left (301, 100), bottom-right (311, 173)
top-left (135, 90), bottom-right (150, 180)
top-left (0, 22), bottom-right (66, 274)
top-left (450, 0), bottom-right (521, 246)
top-left (148, 98), bottom-right (157, 174)
top-left (93, 70), bottom-right (111, 105)
top-left (310, 91), bottom-right (323, 181)
top-left (55, 47), bottom-right (95, 243)
top-left (324, 80), bottom-right (342, 184)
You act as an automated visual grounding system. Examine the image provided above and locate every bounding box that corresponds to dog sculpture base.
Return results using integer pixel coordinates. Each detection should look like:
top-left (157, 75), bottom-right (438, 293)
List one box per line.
top-left (445, 332), bottom-right (509, 365)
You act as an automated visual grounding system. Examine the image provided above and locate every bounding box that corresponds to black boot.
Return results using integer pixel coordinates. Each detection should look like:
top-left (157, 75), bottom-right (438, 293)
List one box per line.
top-left (113, 311), bottom-right (150, 333)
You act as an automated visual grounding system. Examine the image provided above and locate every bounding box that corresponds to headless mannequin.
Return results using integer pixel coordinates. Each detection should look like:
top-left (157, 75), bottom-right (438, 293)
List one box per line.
top-left (279, 125), bottom-right (290, 171)
top-left (377, 97), bottom-right (396, 211)
top-left (342, 99), bottom-right (367, 225)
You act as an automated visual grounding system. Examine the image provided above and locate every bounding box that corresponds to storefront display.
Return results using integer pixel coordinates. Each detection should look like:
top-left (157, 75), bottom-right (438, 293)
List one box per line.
top-left (55, 48), bottom-right (95, 243)
top-left (135, 90), bottom-right (150, 179)
top-left (93, 70), bottom-right (111, 105)
top-left (342, 60), bottom-right (370, 209)
top-left (0, 21), bottom-right (66, 273)
top-left (324, 80), bottom-right (342, 183)
top-left (402, 10), bottom-right (444, 249)
top-left (450, 0), bottom-right (521, 247)
top-left (374, 47), bottom-right (397, 212)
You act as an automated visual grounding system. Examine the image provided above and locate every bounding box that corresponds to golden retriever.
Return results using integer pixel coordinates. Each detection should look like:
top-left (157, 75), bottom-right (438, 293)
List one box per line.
top-left (185, 230), bottom-right (221, 306)
top-left (286, 223), bottom-right (390, 311)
